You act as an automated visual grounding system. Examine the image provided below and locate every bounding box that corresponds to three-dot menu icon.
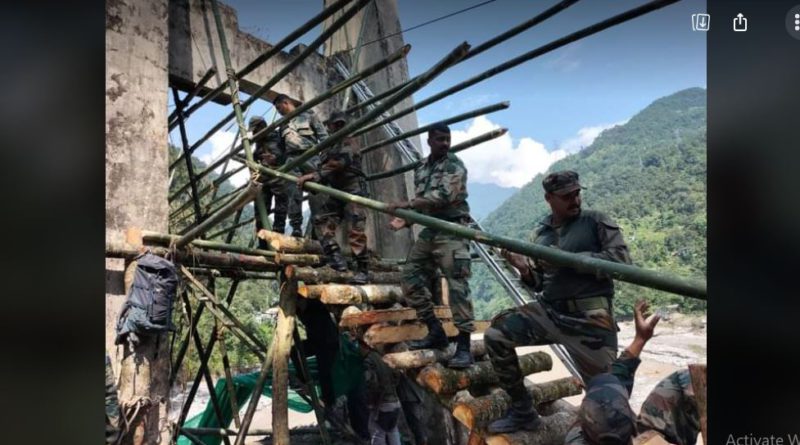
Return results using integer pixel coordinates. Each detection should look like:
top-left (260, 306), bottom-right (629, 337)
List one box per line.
top-left (788, 5), bottom-right (800, 39)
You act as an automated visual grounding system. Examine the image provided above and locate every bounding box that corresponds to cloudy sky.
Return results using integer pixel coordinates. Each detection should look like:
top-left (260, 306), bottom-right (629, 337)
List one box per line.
top-left (171, 0), bottom-right (706, 189)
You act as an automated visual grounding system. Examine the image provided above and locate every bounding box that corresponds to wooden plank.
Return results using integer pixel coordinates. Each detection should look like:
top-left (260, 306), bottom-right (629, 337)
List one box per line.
top-left (363, 321), bottom-right (459, 346)
top-left (340, 306), bottom-right (452, 327)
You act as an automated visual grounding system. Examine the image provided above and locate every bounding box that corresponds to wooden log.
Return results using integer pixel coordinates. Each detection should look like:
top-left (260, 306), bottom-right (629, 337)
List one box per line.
top-left (484, 411), bottom-right (576, 445)
top-left (257, 229), bottom-right (323, 253)
top-left (340, 306), bottom-right (452, 327)
top-left (363, 321), bottom-right (459, 346)
top-left (382, 338), bottom-right (486, 369)
top-left (688, 364), bottom-right (707, 445)
top-left (271, 272), bottom-right (298, 444)
top-left (453, 377), bottom-right (583, 430)
top-left (298, 284), bottom-right (402, 305)
top-left (293, 266), bottom-right (402, 284)
top-left (418, 351), bottom-right (552, 395)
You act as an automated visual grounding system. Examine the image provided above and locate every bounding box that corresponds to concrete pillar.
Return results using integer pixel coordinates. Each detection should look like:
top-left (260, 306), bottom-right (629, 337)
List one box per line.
top-left (323, 0), bottom-right (418, 260)
top-left (106, 0), bottom-right (171, 442)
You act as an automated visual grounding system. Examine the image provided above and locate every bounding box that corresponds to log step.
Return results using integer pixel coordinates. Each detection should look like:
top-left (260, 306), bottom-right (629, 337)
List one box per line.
top-left (257, 229), bottom-right (323, 253)
top-left (381, 339), bottom-right (487, 369)
top-left (484, 411), bottom-right (576, 445)
top-left (363, 321), bottom-right (459, 346)
top-left (298, 284), bottom-right (402, 305)
top-left (340, 306), bottom-right (453, 328)
top-left (293, 266), bottom-right (402, 284)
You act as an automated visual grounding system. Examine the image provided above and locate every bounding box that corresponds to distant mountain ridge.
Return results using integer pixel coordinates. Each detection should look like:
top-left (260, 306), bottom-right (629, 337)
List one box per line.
top-left (472, 88), bottom-right (707, 317)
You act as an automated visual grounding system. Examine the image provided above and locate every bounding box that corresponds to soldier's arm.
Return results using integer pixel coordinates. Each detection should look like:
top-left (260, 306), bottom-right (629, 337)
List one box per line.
top-left (610, 300), bottom-right (661, 394)
top-left (310, 113), bottom-right (329, 140)
top-left (410, 162), bottom-right (467, 212)
top-left (585, 214), bottom-right (632, 264)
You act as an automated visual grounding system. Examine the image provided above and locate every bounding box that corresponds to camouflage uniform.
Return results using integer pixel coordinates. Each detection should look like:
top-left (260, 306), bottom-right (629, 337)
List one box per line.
top-left (278, 110), bottom-right (328, 231)
top-left (637, 369), bottom-right (700, 445)
top-left (363, 350), bottom-right (402, 445)
top-left (251, 118), bottom-right (299, 235)
top-left (402, 152), bottom-right (474, 334)
top-left (105, 354), bottom-right (121, 444)
top-left (485, 208), bottom-right (631, 394)
top-left (564, 350), bottom-right (640, 444)
top-left (311, 135), bottom-right (369, 259)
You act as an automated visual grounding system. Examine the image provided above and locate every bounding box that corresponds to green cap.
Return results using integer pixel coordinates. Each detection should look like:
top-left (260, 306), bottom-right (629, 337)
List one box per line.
top-left (542, 170), bottom-right (584, 195)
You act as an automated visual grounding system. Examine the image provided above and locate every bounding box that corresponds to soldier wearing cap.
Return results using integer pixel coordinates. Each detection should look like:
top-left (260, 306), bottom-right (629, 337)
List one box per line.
top-left (484, 170), bottom-right (632, 433)
top-left (297, 111), bottom-right (370, 283)
top-left (273, 93), bottom-right (329, 236)
top-left (386, 123), bottom-right (476, 370)
top-left (249, 115), bottom-right (300, 239)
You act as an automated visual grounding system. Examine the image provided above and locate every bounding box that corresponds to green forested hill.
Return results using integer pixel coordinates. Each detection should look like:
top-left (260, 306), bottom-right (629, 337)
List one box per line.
top-left (472, 88), bottom-right (707, 319)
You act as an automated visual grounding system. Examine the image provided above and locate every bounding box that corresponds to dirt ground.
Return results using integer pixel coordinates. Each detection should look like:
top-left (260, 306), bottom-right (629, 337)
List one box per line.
top-left (170, 311), bottom-right (707, 444)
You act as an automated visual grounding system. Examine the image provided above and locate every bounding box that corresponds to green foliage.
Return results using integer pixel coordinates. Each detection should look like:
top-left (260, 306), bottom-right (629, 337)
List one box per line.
top-left (472, 88), bottom-right (707, 319)
top-left (168, 147), bottom-right (278, 386)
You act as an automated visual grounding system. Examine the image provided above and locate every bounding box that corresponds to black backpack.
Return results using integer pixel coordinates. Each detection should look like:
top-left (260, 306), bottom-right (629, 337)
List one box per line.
top-left (114, 252), bottom-right (178, 347)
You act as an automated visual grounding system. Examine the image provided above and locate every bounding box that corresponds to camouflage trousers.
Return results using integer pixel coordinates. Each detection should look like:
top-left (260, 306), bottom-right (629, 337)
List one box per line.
top-left (402, 228), bottom-right (474, 333)
top-left (637, 369), bottom-right (700, 445)
top-left (105, 354), bottom-right (121, 444)
top-left (313, 195), bottom-right (368, 256)
top-left (257, 178), bottom-right (302, 233)
top-left (484, 299), bottom-right (618, 395)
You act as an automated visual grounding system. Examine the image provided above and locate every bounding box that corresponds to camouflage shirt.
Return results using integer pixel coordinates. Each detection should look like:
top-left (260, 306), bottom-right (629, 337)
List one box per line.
top-left (637, 369), bottom-right (700, 445)
top-left (313, 136), bottom-right (366, 195)
top-left (279, 110), bottom-right (328, 156)
top-left (564, 350), bottom-right (641, 445)
top-left (411, 152), bottom-right (470, 222)
top-left (524, 209), bottom-right (631, 301)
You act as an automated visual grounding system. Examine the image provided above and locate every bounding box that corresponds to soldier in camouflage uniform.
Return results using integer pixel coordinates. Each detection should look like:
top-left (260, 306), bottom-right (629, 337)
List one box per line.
top-left (387, 123), bottom-right (475, 369)
top-left (105, 353), bottom-right (121, 444)
top-left (297, 111), bottom-right (370, 283)
top-left (273, 94), bottom-right (328, 236)
top-left (249, 116), bottom-right (300, 239)
top-left (485, 170), bottom-right (632, 433)
top-left (564, 299), bottom-right (661, 444)
top-left (565, 301), bottom-right (701, 445)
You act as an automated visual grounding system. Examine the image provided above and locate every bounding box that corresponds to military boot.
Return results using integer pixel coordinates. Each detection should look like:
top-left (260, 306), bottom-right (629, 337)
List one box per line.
top-left (349, 252), bottom-right (369, 285)
top-left (322, 239), bottom-right (348, 272)
top-left (291, 227), bottom-right (303, 238)
top-left (487, 387), bottom-right (542, 434)
top-left (447, 331), bottom-right (474, 369)
top-left (407, 316), bottom-right (449, 350)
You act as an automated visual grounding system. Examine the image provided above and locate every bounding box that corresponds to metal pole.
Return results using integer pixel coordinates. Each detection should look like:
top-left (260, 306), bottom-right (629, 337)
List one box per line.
top-left (247, 162), bottom-right (707, 300)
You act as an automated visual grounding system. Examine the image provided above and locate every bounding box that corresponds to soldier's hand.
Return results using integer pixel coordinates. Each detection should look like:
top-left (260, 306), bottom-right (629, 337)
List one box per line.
top-left (387, 201), bottom-right (410, 214)
top-left (296, 173), bottom-right (315, 189)
top-left (500, 249), bottom-right (528, 270)
top-left (536, 245), bottom-right (560, 270)
top-left (388, 217), bottom-right (408, 231)
top-left (634, 299), bottom-right (660, 342)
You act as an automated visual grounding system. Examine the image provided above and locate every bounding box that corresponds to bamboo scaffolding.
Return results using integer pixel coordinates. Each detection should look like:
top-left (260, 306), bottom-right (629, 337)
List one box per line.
top-left (278, 41), bottom-right (471, 174)
top-left (359, 101), bottom-right (509, 155)
top-left (167, 42), bottom-right (409, 201)
top-left (172, 87), bottom-right (204, 222)
top-left (245, 163), bottom-right (708, 299)
top-left (270, 271), bottom-right (299, 445)
top-left (366, 128), bottom-right (508, 181)
top-left (206, 217), bottom-right (255, 240)
top-left (168, 0), bottom-right (357, 133)
top-left (353, 0), bottom-right (681, 137)
top-left (106, 243), bottom-right (281, 271)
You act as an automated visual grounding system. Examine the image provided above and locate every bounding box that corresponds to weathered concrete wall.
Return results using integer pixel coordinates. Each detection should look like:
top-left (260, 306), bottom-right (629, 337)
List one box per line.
top-left (106, 0), bottom-right (172, 442)
top-left (168, 0), bottom-right (329, 107)
top-left (324, 0), bottom-right (419, 260)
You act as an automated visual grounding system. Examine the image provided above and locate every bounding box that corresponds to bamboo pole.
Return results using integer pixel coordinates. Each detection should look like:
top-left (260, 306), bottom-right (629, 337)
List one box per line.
top-left (245, 164), bottom-right (708, 299)
top-left (278, 41), bottom-right (471, 174)
top-left (206, 217), bottom-right (255, 240)
top-left (171, 67), bottom-right (216, 116)
top-left (345, 0), bottom-right (581, 116)
top-left (188, 0), bottom-right (372, 174)
top-left (270, 269), bottom-right (299, 445)
top-left (367, 128), bottom-right (507, 181)
top-left (168, 0), bottom-right (356, 133)
top-left (106, 243), bottom-right (281, 271)
top-left (359, 101), bottom-right (509, 155)
top-left (353, 0), bottom-right (681, 137)
top-left (174, 181), bottom-right (261, 249)
top-left (453, 377), bottom-right (582, 430)
top-left (291, 327), bottom-right (331, 445)
top-left (167, 42), bottom-right (409, 200)
top-left (172, 87), bottom-right (204, 222)
top-left (183, 268), bottom-right (275, 280)
top-left (417, 351), bottom-right (552, 395)
top-left (216, 321), bottom-right (242, 429)
top-left (141, 231), bottom-right (321, 266)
